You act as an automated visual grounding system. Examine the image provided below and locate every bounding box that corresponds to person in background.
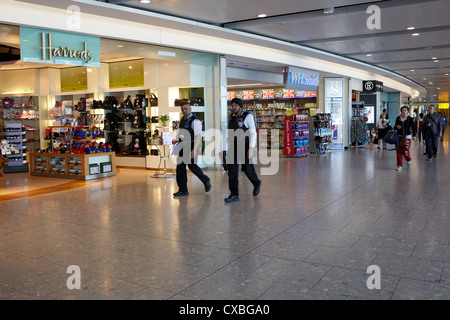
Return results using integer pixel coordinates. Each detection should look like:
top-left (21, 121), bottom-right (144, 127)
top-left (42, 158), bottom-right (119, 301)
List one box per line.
top-left (382, 108), bottom-right (389, 120)
top-left (376, 113), bottom-right (390, 150)
top-left (440, 111), bottom-right (448, 141)
top-left (394, 106), bottom-right (416, 171)
top-left (225, 97), bottom-right (261, 203)
top-left (423, 104), bottom-right (442, 161)
top-left (417, 112), bottom-right (424, 144)
top-left (173, 100), bottom-right (211, 197)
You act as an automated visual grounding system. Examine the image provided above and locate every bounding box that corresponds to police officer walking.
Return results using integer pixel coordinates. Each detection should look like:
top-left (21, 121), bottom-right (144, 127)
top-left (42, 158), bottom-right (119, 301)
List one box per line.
top-left (173, 100), bottom-right (211, 197)
top-left (225, 98), bottom-right (261, 203)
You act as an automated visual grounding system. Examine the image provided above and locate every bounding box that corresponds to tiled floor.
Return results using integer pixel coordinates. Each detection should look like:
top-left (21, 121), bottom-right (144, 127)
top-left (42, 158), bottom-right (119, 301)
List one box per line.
top-left (1, 139), bottom-right (450, 300)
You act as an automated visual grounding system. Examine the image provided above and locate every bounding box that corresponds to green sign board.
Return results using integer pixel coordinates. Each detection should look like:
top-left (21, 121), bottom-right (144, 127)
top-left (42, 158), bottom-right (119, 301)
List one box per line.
top-left (109, 60), bottom-right (144, 88)
top-left (60, 67), bottom-right (88, 92)
top-left (20, 26), bottom-right (100, 67)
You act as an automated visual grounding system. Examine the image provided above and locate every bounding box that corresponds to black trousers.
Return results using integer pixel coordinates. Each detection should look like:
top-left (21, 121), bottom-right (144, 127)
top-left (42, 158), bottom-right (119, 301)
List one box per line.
top-left (228, 163), bottom-right (260, 197)
top-left (176, 159), bottom-right (209, 192)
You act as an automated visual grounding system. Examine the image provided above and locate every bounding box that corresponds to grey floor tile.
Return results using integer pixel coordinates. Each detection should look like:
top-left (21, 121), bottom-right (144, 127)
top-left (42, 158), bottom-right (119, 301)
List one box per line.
top-left (312, 267), bottom-right (400, 300)
top-left (305, 246), bottom-right (378, 271)
top-left (179, 271), bottom-right (276, 300)
top-left (372, 253), bottom-right (443, 282)
top-left (258, 283), bottom-right (347, 300)
top-left (392, 278), bottom-right (450, 300)
top-left (250, 257), bottom-right (331, 288)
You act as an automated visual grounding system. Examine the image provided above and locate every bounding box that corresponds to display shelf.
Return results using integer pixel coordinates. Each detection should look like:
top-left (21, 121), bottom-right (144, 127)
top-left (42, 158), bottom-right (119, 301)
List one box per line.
top-left (29, 152), bottom-right (116, 180)
top-left (1, 96), bottom-right (40, 154)
top-left (2, 122), bottom-right (28, 173)
top-left (313, 113), bottom-right (332, 154)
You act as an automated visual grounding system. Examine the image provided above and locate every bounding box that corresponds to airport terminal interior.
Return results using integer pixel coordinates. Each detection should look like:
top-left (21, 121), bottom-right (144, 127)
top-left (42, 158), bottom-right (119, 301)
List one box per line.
top-left (1, 0), bottom-right (450, 301)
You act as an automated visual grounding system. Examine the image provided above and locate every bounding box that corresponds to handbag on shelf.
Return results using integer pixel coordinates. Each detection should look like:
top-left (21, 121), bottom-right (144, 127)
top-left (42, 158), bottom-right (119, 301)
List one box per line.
top-left (189, 97), bottom-right (204, 106)
top-left (149, 93), bottom-right (158, 107)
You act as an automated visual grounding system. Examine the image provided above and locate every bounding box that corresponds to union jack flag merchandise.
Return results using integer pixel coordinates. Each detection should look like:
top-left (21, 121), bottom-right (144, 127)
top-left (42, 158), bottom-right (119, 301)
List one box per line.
top-left (262, 89), bottom-right (274, 99)
top-left (243, 90), bottom-right (254, 100)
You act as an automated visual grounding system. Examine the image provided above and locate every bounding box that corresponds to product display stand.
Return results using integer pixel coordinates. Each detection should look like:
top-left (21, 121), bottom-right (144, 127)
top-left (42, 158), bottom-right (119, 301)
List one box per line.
top-left (29, 151), bottom-right (116, 180)
top-left (313, 113), bottom-right (332, 155)
top-left (151, 127), bottom-right (176, 178)
top-left (3, 122), bottom-right (28, 173)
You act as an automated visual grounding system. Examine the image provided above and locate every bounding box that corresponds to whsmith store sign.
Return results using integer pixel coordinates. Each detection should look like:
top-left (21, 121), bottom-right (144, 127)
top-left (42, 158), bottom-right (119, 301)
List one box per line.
top-left (20, 27), bottom-right (100, 67)
top-left (284, 66), bottom-right (319, 92)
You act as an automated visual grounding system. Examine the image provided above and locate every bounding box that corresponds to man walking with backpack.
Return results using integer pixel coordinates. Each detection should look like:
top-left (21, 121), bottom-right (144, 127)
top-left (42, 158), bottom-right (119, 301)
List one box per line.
top-left (423, 104), bottom-right (442, 161)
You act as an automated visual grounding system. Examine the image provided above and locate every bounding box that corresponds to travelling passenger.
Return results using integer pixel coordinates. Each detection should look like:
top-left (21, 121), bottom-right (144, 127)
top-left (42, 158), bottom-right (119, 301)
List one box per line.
top-left (173, 100), bottom-right (211, 197)
top-left (440, 111), bottom-right (447, 141)
top-left (423, 104), bottom-right (442, 161)
top-left (376, 113), bottom-right (389, 150)
top-left (224, 97), bottom-right (261, 203)
top-left (417, 112), bottom-right (424, 144)
top-left (394, 106), bottom-right (416, 171)
top-left (382, 108), bottom-right (389, 120)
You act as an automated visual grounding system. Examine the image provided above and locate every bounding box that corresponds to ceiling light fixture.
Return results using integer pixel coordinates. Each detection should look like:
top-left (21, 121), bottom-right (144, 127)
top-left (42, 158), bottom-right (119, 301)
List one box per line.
top-left (323, 7), bottom-right (334, 14)
top-left (366, 54), bottom-right (372, 57)
top-left (432, 57), bottom-right (437, 59)
top-left (445, 74), bottom-right (449, 76)
top-left (407, 27), bottom-right (415, 30)
top-left (434, 60), bottom-right (440, 62)
top-left (412, 33), bottom-right (420, 36)
top-left (140, 0), bottom-right (151, 3)
top-left (157, 50), bottom-right (176, 57)
top-left (257, 14), bottom-right (267, 18)
top-left (410, 69), bottom-right (415, 72)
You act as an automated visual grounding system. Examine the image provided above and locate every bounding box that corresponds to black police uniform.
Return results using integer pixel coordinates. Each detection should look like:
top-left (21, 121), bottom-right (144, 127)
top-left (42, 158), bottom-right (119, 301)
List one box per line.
top-left (176, 114), bottom-right (210, 193)
top-left (227, 111), bottom-right (261, 197)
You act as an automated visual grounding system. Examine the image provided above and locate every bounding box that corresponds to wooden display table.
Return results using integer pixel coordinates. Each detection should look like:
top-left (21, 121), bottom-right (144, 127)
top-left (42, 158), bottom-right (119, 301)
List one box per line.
top-left (29, 152), bottom-right (116, 180)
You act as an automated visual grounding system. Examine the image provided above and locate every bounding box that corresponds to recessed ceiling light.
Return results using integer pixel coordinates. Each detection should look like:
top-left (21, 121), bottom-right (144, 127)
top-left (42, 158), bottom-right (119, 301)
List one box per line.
top-left (157, 50), bottom-right (176, 57)
top-left (437, 87), bottom-right (441, 89)
top-left (412, 33), bottom-right (420, 36)
top-left (410, 69), bottom-right (415, 72)
top-left (140, 0), bottom-right (151, 3)
top-left (117, 45), bottom-right (124, 48)
top-left (407, 27), bottom-right (415, 30)
top-left (87, 68), bottom-right (92, 72)
top-left (429, 82), bottom-right (433, 84)
top-left (323, 7), bottom-right (334, 14)
top-left (183, 61), bottom-right (188, 63)
top-left (257, 14), bottom-right (267, 18)
top-left (129, 66), bottom-right (132, 69)
top-left (423, 78), bottom-right (427, 80)
top-left (445, 74), bottom-right (449, 76)
top-left (434, 60), bottom-right (440, 62)
top-left (244, 65), bottom-right (249, 67)
top-left (432, 57), bottom-right (437, 59)
top-left (366, 54), bottom-right (372, 57)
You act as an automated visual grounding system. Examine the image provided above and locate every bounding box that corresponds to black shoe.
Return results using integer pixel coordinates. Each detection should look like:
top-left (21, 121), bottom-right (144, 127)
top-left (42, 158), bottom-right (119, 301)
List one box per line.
top-left (224, 195), bottom-right (239, 203)
top-left (423, 152), bottom-right (427, 155)
top-left (173, 190), bottom-right (189, 197)
top-left (253, 181), bottom-right (261, 197)
top-left (204, 180), bottom-right (211, 192)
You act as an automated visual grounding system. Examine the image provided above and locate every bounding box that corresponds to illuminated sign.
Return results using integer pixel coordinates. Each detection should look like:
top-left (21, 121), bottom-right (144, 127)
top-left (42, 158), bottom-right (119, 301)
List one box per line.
top-left (285, 66), bottom-right (319, 91)
top-left (20, 27), bottom-right (100, 67)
